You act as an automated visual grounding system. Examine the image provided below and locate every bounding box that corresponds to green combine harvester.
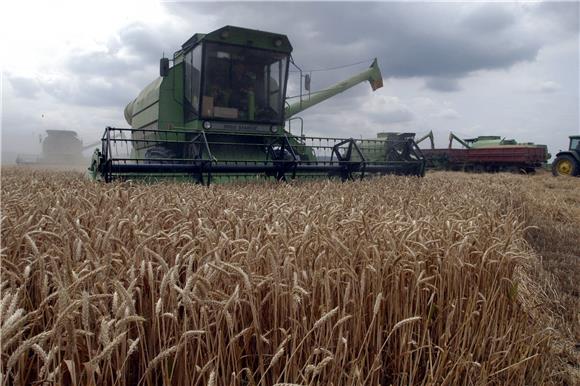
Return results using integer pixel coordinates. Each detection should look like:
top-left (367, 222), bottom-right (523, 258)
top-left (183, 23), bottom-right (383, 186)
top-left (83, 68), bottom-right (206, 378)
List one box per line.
top-left (89, 26), bottom-right (425, 183)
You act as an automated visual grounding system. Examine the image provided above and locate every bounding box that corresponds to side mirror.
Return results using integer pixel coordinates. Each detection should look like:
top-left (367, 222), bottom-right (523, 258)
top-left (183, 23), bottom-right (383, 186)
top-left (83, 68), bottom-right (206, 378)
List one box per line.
top-left (160, 58), bottom-right (170, 77)
top-left (304, 74), bottom-right (311, 92)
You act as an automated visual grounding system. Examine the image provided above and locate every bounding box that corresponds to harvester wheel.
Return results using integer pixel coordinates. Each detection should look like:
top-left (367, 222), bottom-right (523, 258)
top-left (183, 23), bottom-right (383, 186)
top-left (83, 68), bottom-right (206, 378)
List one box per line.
top-left (552, 154), bottom-right (577, 176)
top-left (271, 148), bottom-right (296, 163)
top-left (269, 147), bottom-right (299, 181)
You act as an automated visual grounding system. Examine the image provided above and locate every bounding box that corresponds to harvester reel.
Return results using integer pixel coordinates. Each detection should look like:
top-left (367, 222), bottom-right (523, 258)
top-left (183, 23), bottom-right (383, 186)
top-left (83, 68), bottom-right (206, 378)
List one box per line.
top-left (92, 128), bottom-right (426, 184)
top-left (331, 139), bottom-right (367, 181)
top-left (145, 146), bottom-right (177, 164)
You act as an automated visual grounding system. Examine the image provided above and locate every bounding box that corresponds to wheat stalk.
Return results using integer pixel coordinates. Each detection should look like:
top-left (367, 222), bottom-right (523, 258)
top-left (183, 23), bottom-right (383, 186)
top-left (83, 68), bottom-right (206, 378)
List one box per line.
top-left (1, 168), bottom-right (572, 385)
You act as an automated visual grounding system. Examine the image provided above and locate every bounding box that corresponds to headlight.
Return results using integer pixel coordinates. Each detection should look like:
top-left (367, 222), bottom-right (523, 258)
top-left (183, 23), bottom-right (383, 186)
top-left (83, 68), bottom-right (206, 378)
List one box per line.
top-left (203, 121), bottom-right (212, 130)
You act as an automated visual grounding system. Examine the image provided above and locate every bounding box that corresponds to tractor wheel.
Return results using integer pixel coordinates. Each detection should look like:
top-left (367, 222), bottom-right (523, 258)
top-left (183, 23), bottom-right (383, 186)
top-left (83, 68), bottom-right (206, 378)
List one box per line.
top-left (552, 154), bottom-right (578, 176)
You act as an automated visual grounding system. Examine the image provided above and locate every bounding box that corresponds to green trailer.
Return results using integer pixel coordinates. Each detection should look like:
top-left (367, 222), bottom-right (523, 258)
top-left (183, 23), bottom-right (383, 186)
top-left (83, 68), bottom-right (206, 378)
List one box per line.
top-left (89, 26), bottom-right (425, 183)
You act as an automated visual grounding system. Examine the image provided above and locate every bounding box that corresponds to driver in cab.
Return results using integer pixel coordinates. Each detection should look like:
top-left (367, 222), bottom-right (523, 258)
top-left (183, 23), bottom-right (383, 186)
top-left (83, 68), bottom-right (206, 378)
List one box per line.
top-left (229, 62), bottom-right (256, 119)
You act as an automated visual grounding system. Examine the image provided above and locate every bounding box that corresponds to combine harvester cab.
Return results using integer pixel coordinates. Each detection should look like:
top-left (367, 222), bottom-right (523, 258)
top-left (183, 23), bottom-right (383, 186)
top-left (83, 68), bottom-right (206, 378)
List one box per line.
top-left (89, 26), bottom-right (425, 183)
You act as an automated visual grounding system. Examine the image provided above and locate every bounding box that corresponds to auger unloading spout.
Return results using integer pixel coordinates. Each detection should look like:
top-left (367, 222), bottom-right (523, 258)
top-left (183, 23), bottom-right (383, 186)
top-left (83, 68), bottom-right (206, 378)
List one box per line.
top-left (284, 58), bottom-right (383, 119)
top-left (369, 58), bottom-right (384, 91)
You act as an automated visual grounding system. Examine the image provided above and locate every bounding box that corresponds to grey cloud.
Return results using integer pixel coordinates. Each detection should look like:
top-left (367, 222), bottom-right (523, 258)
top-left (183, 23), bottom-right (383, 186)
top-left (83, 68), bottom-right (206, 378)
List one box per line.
top-left (48, 21), bottom-right (177, 108)
top-left (45, 77), bottom-right (138, 108)
top-left (7, 18), bottom-right (181, 113)
top-left (8, 76), bottom-right (42, 99)
top-left (1, 109), bottom-right (44, 140)
top-left (66, 23), bottom-right (165, 77)
top-left (379, 108), bottom-right (414, 124)
top-left (163, 2), bottom-right (544, 85)
top-left (380, 30), bottom-right (539, 79)
top-left (461, 5), bottom-right (516, 33)
top-left (356, 94), bottom-right (415, 125)
top-left (425, 77), bottom-right (461, 93)
top-left (118, 23), bottom-right (167, 62)
top-left (67, 51), bottom-right (133, 77)
top-left (537, 2), bottom-right (580, 35)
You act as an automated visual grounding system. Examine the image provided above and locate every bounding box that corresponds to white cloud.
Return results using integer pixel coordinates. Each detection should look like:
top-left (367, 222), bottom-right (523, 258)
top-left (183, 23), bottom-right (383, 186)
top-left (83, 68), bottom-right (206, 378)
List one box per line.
top-left (530, 80), bottom-right (561, 93)
top-left (360, 95), bottom-right (414, 124)
top-left (434, 108), bottom-right (461, 120)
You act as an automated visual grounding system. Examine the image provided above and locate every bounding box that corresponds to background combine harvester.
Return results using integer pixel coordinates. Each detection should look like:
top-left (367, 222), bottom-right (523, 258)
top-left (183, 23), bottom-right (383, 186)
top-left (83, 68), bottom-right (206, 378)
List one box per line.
top-left (417, 131), bottom-right (549, 173)
top-left (16, 130), bottom-right (97, 166)
top-left (89, 26), bottom-right (425, 183)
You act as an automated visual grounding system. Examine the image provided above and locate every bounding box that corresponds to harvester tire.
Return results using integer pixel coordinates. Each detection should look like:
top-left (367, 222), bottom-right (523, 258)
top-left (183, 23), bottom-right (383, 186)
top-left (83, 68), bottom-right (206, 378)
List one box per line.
top-left (552, 154), bottom-right (578, 176)
top-left (271, 148), bottom-right (297, 163)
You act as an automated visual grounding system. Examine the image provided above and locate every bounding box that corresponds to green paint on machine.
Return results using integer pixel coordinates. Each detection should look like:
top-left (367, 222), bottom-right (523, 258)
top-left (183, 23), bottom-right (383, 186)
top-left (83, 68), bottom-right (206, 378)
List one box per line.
top-left (90, 26), bottom-right (425, 183)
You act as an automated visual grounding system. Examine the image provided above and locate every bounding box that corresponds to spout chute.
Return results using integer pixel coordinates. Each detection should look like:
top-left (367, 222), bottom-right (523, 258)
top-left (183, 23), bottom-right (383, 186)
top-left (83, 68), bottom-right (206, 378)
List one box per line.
top-left (285, 58), bottom-right (383, 120)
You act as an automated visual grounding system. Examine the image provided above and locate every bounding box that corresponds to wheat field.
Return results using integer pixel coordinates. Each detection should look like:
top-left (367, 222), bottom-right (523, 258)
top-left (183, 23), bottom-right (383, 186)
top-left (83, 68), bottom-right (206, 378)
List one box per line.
top-left (1, 168), bottom-right (579, 385)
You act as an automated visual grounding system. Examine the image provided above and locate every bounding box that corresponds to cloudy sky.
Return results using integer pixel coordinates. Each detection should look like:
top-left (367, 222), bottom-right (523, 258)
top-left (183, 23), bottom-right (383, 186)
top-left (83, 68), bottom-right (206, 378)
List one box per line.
top-left (1, 1), bottom-right (578, 163)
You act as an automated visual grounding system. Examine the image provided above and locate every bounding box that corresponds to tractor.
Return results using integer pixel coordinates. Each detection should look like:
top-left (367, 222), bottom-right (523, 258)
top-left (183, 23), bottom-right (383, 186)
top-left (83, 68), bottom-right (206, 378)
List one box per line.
top-left (552, 135), bottom-right (580, 176)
